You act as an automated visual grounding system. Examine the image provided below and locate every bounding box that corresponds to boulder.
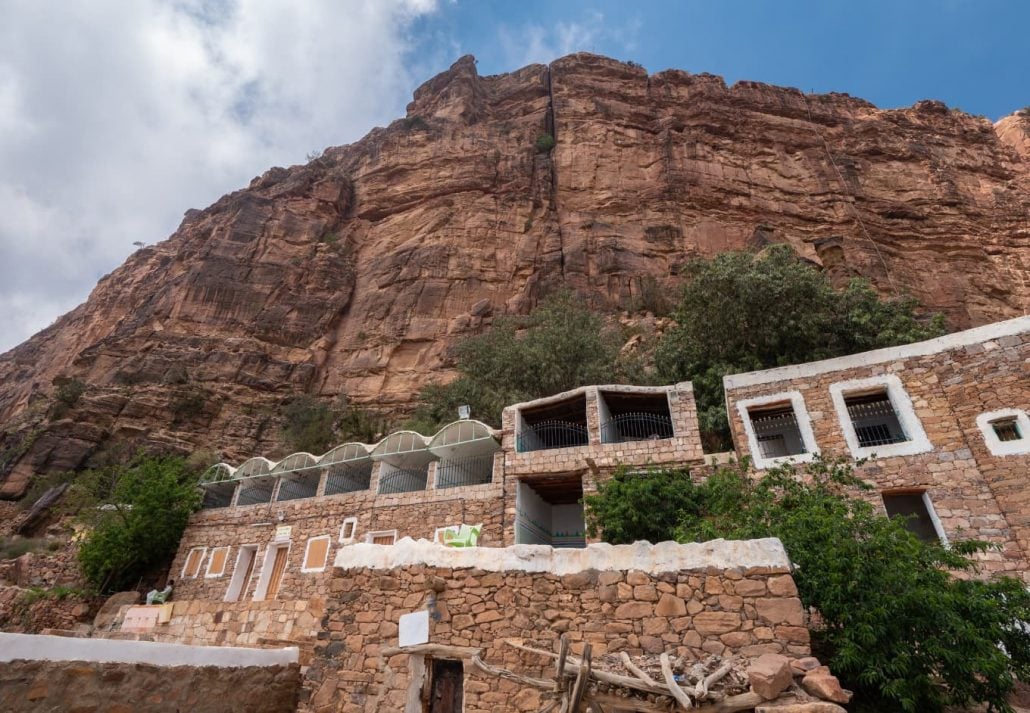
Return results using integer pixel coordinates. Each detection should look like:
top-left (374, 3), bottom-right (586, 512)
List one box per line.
top-left (94, 591), bottom-right (141, 631)
top-left (748, 653), bottom-right (794, 700)
top-left (801, 666), bottom-right (852, 704)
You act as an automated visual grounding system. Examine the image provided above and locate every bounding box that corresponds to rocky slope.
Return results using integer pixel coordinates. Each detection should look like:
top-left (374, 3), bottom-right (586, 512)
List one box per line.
top-left (0, 54), bottom-right (1027, 496)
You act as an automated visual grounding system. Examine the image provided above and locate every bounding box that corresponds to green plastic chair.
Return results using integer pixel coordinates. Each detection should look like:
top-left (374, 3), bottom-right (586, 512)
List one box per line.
top-left (443, 523), bottom-right (482, 548)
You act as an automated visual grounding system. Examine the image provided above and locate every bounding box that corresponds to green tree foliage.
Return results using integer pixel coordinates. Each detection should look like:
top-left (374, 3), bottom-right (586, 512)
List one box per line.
top-left (655, 246), bottom-right (946, 448)
top-left (281, 395), bottom-right (337, 453)
top-left (585, 460), bottom-right (1030, 713)
top-left (75, 454), bottom-right (201, 593)
top-left (409, 290), bottom-right (632, 429)
top-left (535, 132), bottom-right (556, 152)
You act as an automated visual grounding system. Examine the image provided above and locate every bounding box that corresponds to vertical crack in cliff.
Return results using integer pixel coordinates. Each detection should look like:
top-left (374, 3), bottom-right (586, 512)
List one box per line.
top-left (545, 64), bottom-right (566, 279)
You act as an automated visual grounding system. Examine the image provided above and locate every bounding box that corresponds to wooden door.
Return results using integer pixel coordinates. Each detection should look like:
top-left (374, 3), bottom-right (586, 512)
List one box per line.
top-left (265, 546), bottom-right (289, 599)
top-left (426, 659), bottom-right (463, 713)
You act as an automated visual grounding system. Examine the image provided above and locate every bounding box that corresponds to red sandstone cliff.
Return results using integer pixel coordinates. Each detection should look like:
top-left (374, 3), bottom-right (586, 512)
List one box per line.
top-left (0, 54), bottom-right (1027, 496)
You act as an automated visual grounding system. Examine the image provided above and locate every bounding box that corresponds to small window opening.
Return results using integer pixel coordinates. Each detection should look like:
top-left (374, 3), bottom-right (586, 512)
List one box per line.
top-left (844, 389), bottom-right (909, 448)
top-left (746, 402), bottom-right (808, 459)
top-left (339, 517), bottom-right (358, 543)
top-left (517, 395), bottom-right (589, 452)
top-left (366, 530), bottom-right (397, 545)
top-left (883, 492), bottom-right (941, 543)
top-left (991, 417), bottom-right (1023, 442)
top-left (598, 391), bottom-right (673, 444)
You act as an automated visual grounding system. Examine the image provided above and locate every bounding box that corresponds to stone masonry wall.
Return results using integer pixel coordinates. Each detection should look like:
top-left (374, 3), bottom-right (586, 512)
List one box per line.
top-left (0, 659), bottom-right (299, 713)
top-left (300, 540), bottom-right (808, 713)
top-left (725, 320), bottom-right (1030, 579)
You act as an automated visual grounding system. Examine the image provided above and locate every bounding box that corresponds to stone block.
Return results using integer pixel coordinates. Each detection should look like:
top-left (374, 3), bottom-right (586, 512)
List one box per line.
top-left (748, 653), bottom-right (793, 700)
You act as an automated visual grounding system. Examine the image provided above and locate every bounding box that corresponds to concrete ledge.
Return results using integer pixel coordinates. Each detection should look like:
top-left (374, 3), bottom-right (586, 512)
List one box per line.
top-left (0, 633), bottom-right (299, 667)
top-left (333, 537), bottom-right (791, 574)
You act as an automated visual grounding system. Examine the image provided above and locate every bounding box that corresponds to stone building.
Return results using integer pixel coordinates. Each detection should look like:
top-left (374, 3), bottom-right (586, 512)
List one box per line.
top-left (724, 314), bottom-right (1030, 579)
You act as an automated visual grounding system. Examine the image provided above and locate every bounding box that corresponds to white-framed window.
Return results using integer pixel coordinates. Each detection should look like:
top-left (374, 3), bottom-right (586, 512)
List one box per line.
top-left (339, 517), bottom-right (359, 544)
top-left (882, 491), bottom-right (948, 545)
top-left (976, 409), bottom-right (1030, 456)
top-left (829, 375), bottom-right (932, 459)
top-left (736, 391), bottom-right (819, 469)
top-left (205, 546), bottom-right (231, 578)
top-left (434, 525), bottom-right (459, 545)
top-left (180, 547), bottom-right (206, 579)
top-left (302, 535), bottom-right (331, 573)
top-left (365, 529), bottom-right (397, 545)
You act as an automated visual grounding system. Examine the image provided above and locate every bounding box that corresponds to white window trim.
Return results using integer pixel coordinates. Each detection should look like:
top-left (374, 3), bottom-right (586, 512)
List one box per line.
top-left (180, 546), bottom-right (207, 579)
top-left (830, 374), bottom-right (932, 460)
top-left (434, 525), bottom-right (459, 545)
top-left (204, 546), bottom-right (231, 579)
top-left (976, 408), bottom-right (1030, 457)
top-left (224, 544), bottom-right (258, 602)
top-left (253, 541), bottom-right (291, 602)
top-left (301, 535), bottom-right (332, 573)
top-left (364, 529), bottom-right (398, 545)
top-left (339, 517), bottom-right (359, 544)
top-left (736, 391), bottom-right (820, 470)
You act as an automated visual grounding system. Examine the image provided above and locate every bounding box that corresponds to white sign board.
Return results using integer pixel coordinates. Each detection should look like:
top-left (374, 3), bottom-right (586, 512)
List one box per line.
top-left (274, 525), bottom-right (292, 542)
top-left (398, 609), bottom-right (430, 647)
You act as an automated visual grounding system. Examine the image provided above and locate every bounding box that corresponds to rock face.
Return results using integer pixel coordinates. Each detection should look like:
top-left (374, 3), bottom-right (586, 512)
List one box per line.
top-left (0, 54), bottom-right (1028, 493)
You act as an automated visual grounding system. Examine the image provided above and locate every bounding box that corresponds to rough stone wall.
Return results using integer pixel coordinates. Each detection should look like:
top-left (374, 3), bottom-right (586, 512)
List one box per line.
top-left (170, 480), bottom-right (504, 603)
top-left (0, 658), bottom-right (299, 713)
top-left (0, 586), bottom-right (97, 633)
top-left (300, 556), bottom-right (808, 712)
top-left (725, 320), bottom-right (1030, 578)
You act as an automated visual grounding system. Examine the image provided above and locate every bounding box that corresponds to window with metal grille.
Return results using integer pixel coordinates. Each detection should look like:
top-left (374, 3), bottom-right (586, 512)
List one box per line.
top-left (990, 417), bottom-right (1022, 442)
top-left (843, 390), bottom-right (909, 448)
top-left (746, 404), bottom-right (808, 459)
top-left (882, 492), bottom-right (943, 544)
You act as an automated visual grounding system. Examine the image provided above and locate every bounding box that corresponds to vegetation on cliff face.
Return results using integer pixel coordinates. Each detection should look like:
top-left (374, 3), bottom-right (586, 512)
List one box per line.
top-left (654, 246), bottom-right (946, 449)
top-left (585, 459), bottom-right (1030, 713)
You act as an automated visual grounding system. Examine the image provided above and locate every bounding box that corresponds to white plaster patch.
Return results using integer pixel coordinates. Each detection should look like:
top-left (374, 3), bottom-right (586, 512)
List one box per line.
top-left (333, 537), bottom-right (791, 574)
top-left (829, 374), bottom-right (933, 460)
top-left (398, 610), bottom-right (430, 647)
top-left (735, 391), bottom-right (820, 470)
top-left (724, 316), bottom-right (1030, 389)
top-left (976, 409), bottom-right (1030, 456)
top-left (0, 633), bottom-right (298, 667)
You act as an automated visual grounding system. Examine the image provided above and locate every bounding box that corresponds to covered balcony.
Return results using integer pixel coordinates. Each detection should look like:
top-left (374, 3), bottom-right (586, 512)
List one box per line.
top-left (429, 420), bottom-right (499, 488)
top-left (372, 431), bottom-right (433, 494)
top-left (320, 443), bottom-right (373, 495)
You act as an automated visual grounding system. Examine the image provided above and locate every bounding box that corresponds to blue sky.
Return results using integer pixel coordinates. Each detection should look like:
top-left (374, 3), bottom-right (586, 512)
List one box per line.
top-left (414, 0), bottom-right (1029, 118)
top-left (0, 0), bottom-right (1026, 352)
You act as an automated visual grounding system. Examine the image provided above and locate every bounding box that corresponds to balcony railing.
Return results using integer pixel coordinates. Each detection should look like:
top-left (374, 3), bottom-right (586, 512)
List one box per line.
top-left (435, 454), bottom-right (494, 489)
top-left (378, 466), bottom-right (429, 494)
top-left (517, 420), bottom-right (589, 453)
top-left (600, 412), bottom-right (674, 444)
top-left (324, 460), bottom-right (373, 495)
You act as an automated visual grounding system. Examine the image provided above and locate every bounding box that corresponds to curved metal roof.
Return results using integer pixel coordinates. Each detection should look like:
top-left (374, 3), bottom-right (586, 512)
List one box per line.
top-left (200, 463), bottom-right (236, 484)
top-left (269, 452), bottom-right (318, 475)
top-left (428, 420), bottom-right (500, 459)
top-left (371, 430), bottom-right (434, 468)
top-left (234, 456), bottom-right (275, 479)
top-left (319, 443), bottom-right (373, 466)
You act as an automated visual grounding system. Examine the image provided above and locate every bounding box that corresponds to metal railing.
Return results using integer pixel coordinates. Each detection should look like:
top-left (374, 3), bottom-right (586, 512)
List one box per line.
top-left (377, 466), bottom-right (429, 494)
top-left (435, 454), bottom-right (494, 489)
top-left (750, 410), bottom-right (806, 458)
top-left (846, 399), bottom-right (908, 448)
top-left (275, 473), bottom-right (320, 502)
top-left (324, 460), bottom-right (373, 495)
top-left (600, 412), bottom-right (673, 444)
top-left (235, 478), bottom-right (276, 506)
top-left (991, 419), bottom-right (1022, 442)
top-left (517, 420), bottom-right (589, 453)
top-left (200, 484), bottom-right (235, 510)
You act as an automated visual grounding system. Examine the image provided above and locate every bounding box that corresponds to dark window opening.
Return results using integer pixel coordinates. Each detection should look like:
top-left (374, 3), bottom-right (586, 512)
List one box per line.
top-left (883, 492), bottom-right (940, 543)
top-left (844, 389), bottom-right (909, 448)
top-left (991, 417), bottom-right (1022, 442)
top-left (517, 395), bottom-right (589, 452)
top-left (424, 659), bottom-right (463, 713)
top-left (746, 403), bottom-right (807, 459)
top-left (599, 391), bottom-right (674, 444)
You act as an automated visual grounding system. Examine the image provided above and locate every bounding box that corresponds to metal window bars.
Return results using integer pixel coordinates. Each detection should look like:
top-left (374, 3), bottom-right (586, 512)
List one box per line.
top-left (991, 418), bottom-right (1022, 442)
top-left (201, 485), bottom-right (235, 510)
top-left (845, 397), bottom-right (909, 448)
top-left (435, 454), bottom-right (494, 489)
top-left (749, 409), bottom-right (807, 458)
top-left (235, 477), bottom-right (276, 506)
top-left (377, 466), bottom-right (429, 494)
top-left (324, 460), bottom-right (373, 495)
top-left (517, 420), bottom-right (589, 453)
top-left (600, 412), bottom-right (674, 444)
top-left (275, 472), bottom-right (320, 502)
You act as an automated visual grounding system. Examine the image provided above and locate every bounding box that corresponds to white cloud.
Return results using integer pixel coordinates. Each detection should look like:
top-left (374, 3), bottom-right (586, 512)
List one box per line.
top-left (495, 11), bottom-right (640, 70)
top-left (0, 0), bottom-right (439, 352)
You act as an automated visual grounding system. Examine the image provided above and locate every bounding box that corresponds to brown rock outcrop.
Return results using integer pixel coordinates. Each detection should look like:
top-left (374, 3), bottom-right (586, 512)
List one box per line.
top-left (0, 53), bottom-right (1028, 494)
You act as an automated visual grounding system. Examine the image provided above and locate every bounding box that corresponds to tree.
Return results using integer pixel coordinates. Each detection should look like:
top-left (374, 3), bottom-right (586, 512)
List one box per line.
top-left (75, 453), bottom-right (201, 593)
top-left (655, 246), bottom-right (946, 449)
top-left (585, 460), bottom-right (1030, 713)
top-left (281, 395), bottom-right (337, 453)
top-left (409, 290), bottom-right (633, 429)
